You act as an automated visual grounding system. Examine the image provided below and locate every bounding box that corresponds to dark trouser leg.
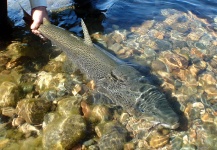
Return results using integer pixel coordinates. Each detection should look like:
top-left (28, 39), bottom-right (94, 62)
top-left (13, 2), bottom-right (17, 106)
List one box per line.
top-left (0, 0), bottom-right (12, 40)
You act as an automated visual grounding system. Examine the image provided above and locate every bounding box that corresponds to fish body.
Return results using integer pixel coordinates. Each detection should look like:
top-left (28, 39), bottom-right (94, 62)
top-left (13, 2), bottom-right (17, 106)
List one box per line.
top-left (38, 19), bottom-right (179, 129)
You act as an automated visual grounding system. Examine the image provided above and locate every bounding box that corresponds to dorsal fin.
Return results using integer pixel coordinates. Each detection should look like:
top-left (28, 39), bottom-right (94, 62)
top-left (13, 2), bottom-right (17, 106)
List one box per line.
top-left (81, 19), bottom-right (93, 46)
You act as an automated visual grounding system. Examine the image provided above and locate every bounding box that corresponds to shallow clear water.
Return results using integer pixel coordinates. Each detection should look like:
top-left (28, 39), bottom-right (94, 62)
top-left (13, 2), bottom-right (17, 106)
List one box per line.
top-left (8, 0), bottom-right (217, 29)
top-left (95, 0), bottom-right (217, 31)
top-left (2, 0), bottom-right (217, 149)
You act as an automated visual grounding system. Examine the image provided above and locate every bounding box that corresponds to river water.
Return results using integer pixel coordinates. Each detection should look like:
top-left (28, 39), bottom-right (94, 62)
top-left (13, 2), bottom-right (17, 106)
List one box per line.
top-left (2, 0), bottom-right (217, 149)
top-left (8, 0), bottom-right (217, 29)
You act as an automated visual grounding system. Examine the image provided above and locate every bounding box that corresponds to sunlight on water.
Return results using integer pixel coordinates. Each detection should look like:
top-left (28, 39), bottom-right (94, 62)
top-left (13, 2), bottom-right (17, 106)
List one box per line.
top-left (1, 0), bottom-right (217, 149)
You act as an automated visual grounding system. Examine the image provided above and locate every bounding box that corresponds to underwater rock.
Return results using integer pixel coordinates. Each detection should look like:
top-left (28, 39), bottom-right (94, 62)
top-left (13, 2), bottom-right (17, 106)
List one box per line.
top-left (6, 41), bottom-right (43, 62)
top-left (57, 96), bottom-right (81, 116)
top-left (110, 30), bottom-right (126, 44)
top-left (164, 14), bottom-right (180, 25)
top-left (18, 123), bottom-right (41, 136)
top-left (96, 121), bottom-right (128, 150)
top-left (147, 132), bottom-right (170, 148)
top-left (151, 59), bottom-right (168, 72)
top-left (0, 138), bottom-right (10, 149)
top-left (81, 100), bottom-right (113, 124)
top-left (131, 20), bottom-right (155, 35)
top-left (156, 39), bottom-right (172, 51)
top-left (1, 107), bottom-right (16, 117)
top-left (187, 28), bottom-right (205, 41)
top-left (209, 56), bottom-right (217, 68)
top-left (43, 61), bottom-right (65, 73)
top-left (124, 142), bottom-right (135, 150)
top-left (16, 98), bottom-right (52, 124)
top-left (0, 81), bottom-right (19, 107)
top-left (12, 117), bottom-right (26, 127)
top-left (90, 104), bottom-right (113, 123)
top-left (34, 71), bottom-right (75, 100)
top-left (170, 30), bottom-right (186, 41)
top-left (171, 22), bottom-right (190, 33)
top-left (42, 96), bottom-right (86, 149)
top-left (198, 72), bottom-right (216, 86)
top-left (160, 51), bottom-right (189, 72)
top-left (42, 114), bottom-right (86, 149)
top-left (43, 53), bottom-right (67, 73)
top-left (0, 54), bottom-right (10, 72)
top-left (189, 60), bottom-right (207, 77)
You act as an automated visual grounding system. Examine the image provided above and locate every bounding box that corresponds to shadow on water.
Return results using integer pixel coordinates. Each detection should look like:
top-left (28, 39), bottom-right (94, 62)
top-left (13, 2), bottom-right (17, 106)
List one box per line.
top-left (73, 0), bottom-right (217, 34)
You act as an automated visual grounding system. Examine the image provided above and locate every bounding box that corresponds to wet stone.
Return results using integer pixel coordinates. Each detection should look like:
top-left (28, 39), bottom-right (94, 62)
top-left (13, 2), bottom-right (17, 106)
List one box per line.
top-left (209, 56), bottom-right (217, 68)
top-left (199, 34), bottom-right (212, 46)
top-left (124, 142), bottom-right (135, 150)
top-left (194, 42), bottom-right (206, 50)
top-left (143, 47), bottom-right (157, 59)
top-left (34, 71), bottom-right (75, 99)
top-left (123, 39), bottom-right (140, 50)
top-left (172, 40), bottom-right (188, 49)
top-left (187, 41), bottom-right (196, 48)
top-left (161, 52), bottom-right (189, 71)
top-left (108, 43), bottom-right (122, 53)
top-left (170, 30), bottom-right (186, 41)
top-left (156, 39), bottom-right (172, 51)
top-left (111, 30), bottom-right (126, 43)
top-left (0, 81), bottom-right (19, 107)
top-left (57, 96), bottom-right (82, 117)
top-left (97, 121), bottom-right (128, 150)
top-left (198, 73), bottom-right (216, 86)
top-left (206, 45), bottom-right (217, 58)
top-left (131, 20), bottom-right (154, 35)
top-left (90, 104), bottom-right (113, 123)
top-left (1, 107), bottom-right (16, 117)
top-left (151, 59), bottom-right (168, 72)
top-left (171, 22), bottom-right (190, 33)
top-left (42, 114), bottom-right (86, 150)
top-left (16, 98), bottom-right (52, 124)
top-left (163, 14), bottom-right (179, 25)
top-left (0, 55), bottom-right (10, 71)
top-left (12, 117), bottom-right (26, 127)
top-left (187, 28), bottom-right (205, 41)
top-left (148, 133), bottom-right (170, 149)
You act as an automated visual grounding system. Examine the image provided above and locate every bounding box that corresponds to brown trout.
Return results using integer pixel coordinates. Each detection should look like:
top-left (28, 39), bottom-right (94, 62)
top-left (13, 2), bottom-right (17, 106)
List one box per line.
top-left (38, 19), bottom-right (179, 129)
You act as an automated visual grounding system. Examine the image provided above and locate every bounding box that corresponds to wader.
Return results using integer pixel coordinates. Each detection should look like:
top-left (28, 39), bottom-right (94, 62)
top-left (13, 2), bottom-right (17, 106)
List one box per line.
top-left (0, 0), bottom-right (12, 40)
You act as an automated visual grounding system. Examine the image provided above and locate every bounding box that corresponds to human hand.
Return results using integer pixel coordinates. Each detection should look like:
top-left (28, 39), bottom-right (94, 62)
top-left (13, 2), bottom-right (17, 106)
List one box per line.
top-left (31, 6), bottom-right (49, 35)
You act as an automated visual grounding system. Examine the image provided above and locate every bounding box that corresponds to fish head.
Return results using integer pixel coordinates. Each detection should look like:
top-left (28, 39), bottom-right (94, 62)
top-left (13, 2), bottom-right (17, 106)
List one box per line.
top-left (135, 87), bottom-right (180, 129)
top-left (137, 104), bottom-right (180, 129)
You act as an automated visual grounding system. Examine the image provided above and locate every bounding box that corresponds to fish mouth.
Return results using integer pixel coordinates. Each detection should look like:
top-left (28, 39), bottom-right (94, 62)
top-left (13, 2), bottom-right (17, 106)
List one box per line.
top-left (159, 115), bottom-right (180, 129)
top-left (150, 112), bottom-right (180, 129)
top-left (160, 122), bottom-right (180, 129)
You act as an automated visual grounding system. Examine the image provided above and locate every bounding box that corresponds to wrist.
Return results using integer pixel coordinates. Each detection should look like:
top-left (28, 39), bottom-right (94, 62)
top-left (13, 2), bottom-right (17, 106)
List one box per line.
top-left (32, 6), bottom-right (47, 11)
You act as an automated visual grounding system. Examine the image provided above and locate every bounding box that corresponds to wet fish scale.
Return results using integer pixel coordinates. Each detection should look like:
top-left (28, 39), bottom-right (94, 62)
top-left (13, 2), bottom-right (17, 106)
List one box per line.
top-left (40, 23), bottom-right (117, 81)
top-left (38, 19), bottom-right (179, 129)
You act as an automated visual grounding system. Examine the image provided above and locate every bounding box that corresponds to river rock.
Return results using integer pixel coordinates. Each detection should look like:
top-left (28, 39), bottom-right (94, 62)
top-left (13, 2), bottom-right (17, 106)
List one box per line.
top-left (0, 81), bottom-right (19, 107)
top-left (42, 114), bottom-right (86, 149)
top-left (16, 98), bottom-right (52, 124)
top-left (96, 121), bottom-right (128, 150)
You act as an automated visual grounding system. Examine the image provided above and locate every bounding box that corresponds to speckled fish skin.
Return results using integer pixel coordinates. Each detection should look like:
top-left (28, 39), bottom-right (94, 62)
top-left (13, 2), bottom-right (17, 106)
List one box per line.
top-left (38, 19), bottom-right (179, 129)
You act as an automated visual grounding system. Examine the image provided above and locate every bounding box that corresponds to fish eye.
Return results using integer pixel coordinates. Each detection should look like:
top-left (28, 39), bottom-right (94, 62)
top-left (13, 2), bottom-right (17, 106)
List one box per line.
top-left (140, 109), bottom-right (145, 112)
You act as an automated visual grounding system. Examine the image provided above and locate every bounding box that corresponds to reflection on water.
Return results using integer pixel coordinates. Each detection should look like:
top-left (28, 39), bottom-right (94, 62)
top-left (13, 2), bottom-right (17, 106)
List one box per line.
top-left (1, 0), bottom-right (217, 149)
top-left (97, 0), bottom-right (217, 31)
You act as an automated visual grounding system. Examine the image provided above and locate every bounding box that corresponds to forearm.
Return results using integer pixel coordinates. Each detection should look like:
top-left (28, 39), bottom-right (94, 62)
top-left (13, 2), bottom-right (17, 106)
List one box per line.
top-left (29, 0), bottom-right (47, 9)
